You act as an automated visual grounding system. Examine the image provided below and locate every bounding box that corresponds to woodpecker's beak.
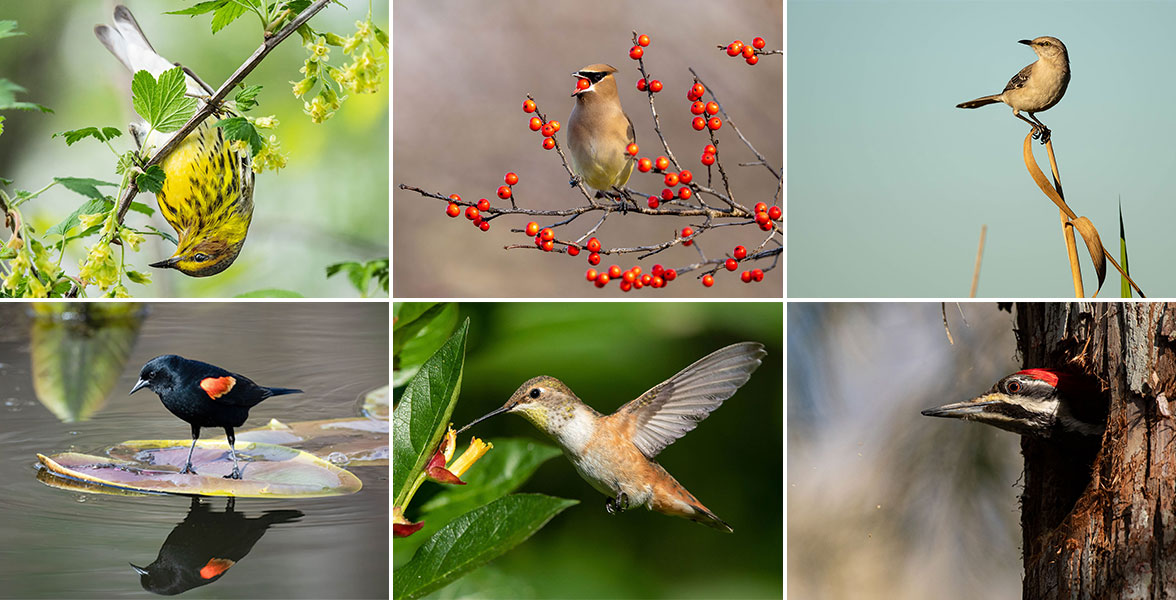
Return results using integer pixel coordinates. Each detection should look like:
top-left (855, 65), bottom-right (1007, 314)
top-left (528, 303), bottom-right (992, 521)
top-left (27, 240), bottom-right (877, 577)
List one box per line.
top-left (1018, 39), bottom-right (1033, 46)
top-left (129, 378), bottom-right (150, 395)
top-left (921, 398), bottom-right (1003, 418)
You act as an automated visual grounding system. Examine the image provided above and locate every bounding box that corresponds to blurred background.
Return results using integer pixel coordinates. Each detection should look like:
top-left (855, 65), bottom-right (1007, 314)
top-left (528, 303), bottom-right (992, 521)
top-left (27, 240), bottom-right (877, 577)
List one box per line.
top-left (393, 1), bottom-right (782, 298)
top-left (0, 0), bottom-right (388, 297)
top-left (789, 1), bottom-right (1176, 297)
top-left (0, 302), bottom-right (388, 598)
top-left (788, 303), bottom-right (1026, 599)
top-left (394, 302), bottom-right (784, 598)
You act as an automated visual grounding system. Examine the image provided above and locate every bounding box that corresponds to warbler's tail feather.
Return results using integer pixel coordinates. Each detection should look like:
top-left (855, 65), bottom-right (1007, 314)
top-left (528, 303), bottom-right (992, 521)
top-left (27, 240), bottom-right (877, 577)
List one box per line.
top-left (95, 5), bottom-right (204, 97)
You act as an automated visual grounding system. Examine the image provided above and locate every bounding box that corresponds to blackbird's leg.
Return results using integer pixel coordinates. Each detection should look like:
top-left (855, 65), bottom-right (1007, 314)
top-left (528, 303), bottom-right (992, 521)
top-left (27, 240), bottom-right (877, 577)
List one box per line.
top-left (224, 427), bottom-right (242, 480)
top-left (181, 425), bottom-right (200, 474)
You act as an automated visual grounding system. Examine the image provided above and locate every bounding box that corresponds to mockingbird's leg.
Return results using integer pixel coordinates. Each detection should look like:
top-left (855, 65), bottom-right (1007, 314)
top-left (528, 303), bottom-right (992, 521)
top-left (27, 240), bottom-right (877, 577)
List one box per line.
top-left (1014, 112), bottom-right (1050, 144)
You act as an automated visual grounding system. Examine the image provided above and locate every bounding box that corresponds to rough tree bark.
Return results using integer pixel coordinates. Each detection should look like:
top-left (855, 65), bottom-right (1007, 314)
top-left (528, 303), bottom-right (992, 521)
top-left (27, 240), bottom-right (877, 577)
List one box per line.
top-left (1015, 302), bottom-right (1176, 598)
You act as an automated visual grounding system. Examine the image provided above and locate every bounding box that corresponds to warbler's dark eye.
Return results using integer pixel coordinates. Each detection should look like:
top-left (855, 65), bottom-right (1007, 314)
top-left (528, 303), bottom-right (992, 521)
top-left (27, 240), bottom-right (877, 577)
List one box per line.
top-left (1007, 380), bottom-right (1022, 393)
top-left (529, 388), bottom-right (541, 399)
top-left (193, 253), bottom-right (210, 262)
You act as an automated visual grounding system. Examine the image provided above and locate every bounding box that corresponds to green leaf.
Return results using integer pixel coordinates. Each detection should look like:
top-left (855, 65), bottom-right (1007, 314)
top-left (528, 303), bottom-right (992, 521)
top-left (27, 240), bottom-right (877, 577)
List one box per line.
top-left (130, 68), bottom-right (197, 134)
top-left (215, 116), bottom-right (263, 155)
top-left (53, 127), bottom-right (123, 146)
top-left (141, 224), bottom-right (178, 246)
top-left (46, 198), bottom-right (110, 237)
top-left (165, 1), bottom-right (225, 17)
top-left (393, 494), bottom-right (578, 600)
top-left (0, 79), bottom-right (51, 113)
top-left (393, 303), bottom-right (459, 388)
top-left (235, 289), bottom-right (305, 298)
top-left (0, 20), bottom-right (24, 40)
top-left (393, 319), bottom-right (469, 508)
top-left (136, 165), bottom-right (166, 194)
top-left (54, 177), bottom-right (117, 200)
top-left (128, 201), bottom-right (155, 217)
top-left (210, 1), bottom-right (250, 33)
top-left (233, 85), bottom-right (263, 112)
top-left (1119, 198), bottom-right (1130, 299)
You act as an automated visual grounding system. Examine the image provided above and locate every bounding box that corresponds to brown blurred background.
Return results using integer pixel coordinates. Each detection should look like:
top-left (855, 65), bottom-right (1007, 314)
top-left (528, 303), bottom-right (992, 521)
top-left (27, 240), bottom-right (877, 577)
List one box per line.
top-left (393, 0), bottom-right (782, 297)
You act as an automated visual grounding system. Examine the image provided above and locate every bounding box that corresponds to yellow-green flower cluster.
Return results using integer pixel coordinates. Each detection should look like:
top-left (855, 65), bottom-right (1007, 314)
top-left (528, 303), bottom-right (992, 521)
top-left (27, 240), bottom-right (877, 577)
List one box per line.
top-left (291, 14), bottom-right (387, 123)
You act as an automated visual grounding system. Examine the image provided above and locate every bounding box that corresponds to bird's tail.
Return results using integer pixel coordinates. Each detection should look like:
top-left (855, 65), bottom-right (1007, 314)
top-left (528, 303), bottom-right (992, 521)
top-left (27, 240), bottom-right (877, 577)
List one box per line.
top-left (265, 387), bottom-right (303, 397)
top-left (94, 5), bottom-right (204, 96)
top-left (956, 95), bottom-right (1003, 109)
top-left (690, 503), bottom-right (734, 533)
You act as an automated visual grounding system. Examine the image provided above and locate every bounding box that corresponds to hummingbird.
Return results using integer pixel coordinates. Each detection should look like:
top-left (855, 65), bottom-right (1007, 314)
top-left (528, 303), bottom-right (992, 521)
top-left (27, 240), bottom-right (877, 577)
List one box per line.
top-left (458, 341), bottom-right (766, 532)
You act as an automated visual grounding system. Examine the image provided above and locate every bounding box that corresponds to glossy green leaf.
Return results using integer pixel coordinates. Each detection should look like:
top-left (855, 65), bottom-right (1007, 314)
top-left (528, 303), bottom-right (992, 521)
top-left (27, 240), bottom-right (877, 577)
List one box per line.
top-left (393, 302), bottom-right (459, 387)
top-left (393, 494), bottom-right (578, 600)
top-left (130, 67), bottom-right (197, 133)
top-left (393, 319), bottom-right (468, 507)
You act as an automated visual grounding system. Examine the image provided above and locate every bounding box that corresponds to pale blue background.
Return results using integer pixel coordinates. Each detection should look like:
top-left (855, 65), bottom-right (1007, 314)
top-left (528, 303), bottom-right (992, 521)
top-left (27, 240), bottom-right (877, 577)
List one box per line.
top-left (789, 1), bottom-right (1176, 298)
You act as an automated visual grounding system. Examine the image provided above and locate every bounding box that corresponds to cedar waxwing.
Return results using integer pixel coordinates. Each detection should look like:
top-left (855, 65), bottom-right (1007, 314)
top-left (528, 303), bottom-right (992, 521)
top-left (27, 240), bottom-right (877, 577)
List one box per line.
top-left (568, 64), bottom-right (636, 197)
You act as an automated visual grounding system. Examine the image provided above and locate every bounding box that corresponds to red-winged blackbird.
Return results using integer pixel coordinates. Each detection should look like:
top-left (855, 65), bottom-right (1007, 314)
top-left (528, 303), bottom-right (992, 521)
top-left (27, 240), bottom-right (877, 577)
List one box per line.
top-left (130, 355), bottom-right (301, 479)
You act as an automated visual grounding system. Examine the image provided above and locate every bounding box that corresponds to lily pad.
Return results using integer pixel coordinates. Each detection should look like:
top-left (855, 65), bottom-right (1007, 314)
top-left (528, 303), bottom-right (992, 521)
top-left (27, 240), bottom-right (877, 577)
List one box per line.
top-left (36, 439), bottom-right (363, 498)
top-left (238, 417), bottom-right (389, 467)
top-left (361, 386), bottom-right (389, 420)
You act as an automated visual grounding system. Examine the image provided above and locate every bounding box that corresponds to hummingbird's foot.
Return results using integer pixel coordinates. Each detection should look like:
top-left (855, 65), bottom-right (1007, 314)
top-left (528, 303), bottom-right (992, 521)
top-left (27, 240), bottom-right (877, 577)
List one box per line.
top-left (605, 493), bottom-right (631, 515)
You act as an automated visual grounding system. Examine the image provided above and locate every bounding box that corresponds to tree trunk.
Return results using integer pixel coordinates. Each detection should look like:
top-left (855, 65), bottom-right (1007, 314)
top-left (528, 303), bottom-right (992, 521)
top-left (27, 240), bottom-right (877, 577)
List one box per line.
top-left (1015, 302), bottom-right (1176, 598)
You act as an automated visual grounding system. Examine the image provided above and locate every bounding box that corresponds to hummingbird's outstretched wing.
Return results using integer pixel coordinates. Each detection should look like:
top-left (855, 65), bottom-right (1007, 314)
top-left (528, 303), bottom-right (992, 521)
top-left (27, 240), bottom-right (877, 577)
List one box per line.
top-left (617, 342), bottom-right (766, 459)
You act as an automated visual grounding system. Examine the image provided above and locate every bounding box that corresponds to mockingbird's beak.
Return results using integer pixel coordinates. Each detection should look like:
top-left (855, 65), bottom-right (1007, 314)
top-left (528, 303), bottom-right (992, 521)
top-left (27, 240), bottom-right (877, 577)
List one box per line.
top-left (1018, 39), bottom-right (1032, 46)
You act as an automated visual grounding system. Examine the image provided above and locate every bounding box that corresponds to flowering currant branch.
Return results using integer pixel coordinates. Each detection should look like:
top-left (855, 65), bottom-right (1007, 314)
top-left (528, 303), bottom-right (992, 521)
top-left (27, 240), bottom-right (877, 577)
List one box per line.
top-left (400, 31), bottom-right (781, 290)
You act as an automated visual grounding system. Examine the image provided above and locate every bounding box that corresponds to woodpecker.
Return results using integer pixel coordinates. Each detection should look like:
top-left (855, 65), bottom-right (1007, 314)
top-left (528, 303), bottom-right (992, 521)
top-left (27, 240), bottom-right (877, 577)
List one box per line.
top-left (921, 369), bottom-right (1105, 438)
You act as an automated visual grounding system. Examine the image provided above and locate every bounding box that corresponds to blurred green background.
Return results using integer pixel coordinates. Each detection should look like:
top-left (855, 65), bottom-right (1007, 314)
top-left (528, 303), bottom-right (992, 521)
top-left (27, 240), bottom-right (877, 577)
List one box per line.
top-left (394, 302), bottom-right (784, 599)
top-left (0, 0), bottom-right (388, 297)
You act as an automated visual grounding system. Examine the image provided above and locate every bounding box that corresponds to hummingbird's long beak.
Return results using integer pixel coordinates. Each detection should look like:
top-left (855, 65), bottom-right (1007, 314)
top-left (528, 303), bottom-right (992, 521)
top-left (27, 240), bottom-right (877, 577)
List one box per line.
top-left (457, 402), bottom-right (516, 434)
top-left (129, 379), bottom-right (150, 395)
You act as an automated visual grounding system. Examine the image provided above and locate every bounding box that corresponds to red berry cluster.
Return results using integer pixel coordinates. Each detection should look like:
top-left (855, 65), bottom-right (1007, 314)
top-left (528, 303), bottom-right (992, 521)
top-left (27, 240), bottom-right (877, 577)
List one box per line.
top-left (523, 98), bottom-right (559, 150)
top-left (724, 244), bottom-right (764, 283)
top-left (752, 201), bottom-right (781, 232)
top-left (686, 83), bottom-right (722, 131)
top-left (586, 262), bottom-right (677, 292)
top-left (723, 37), bottom-right (766, 66)
top-left (632, 34), bottom-right (663, 94)
top-left (700, 143), bottom-right (717, 166)
top-left (633, 153), bottom-right (693, 207)
top-left (443, 193), bottom-right (492, 232)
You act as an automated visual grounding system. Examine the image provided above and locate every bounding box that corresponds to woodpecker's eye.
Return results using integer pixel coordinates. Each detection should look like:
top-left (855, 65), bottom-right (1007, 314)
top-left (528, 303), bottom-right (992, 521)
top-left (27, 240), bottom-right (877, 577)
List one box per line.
top-left (529, 388), bottom-right (541, 399)
top-left (1007, 380), bottom-right (1022, 393)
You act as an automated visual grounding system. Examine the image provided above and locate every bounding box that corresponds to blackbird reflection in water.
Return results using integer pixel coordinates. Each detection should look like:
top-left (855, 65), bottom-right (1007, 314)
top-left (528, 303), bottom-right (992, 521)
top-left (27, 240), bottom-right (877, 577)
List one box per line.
top-left (131, 497), bottom-right (303, 595)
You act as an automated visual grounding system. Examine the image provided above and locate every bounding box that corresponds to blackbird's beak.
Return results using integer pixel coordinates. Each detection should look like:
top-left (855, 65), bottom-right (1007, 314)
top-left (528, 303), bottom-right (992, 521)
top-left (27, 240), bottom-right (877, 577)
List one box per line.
top-left (129, 563), bottom-right (149, 576)
top-left (129, 379), bottom-right (150, 395)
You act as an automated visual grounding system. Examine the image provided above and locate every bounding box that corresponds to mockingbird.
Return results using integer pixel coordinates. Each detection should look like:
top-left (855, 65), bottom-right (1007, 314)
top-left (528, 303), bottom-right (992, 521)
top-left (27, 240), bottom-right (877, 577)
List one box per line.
top-left (957, 36), bottom-right (1070, 144)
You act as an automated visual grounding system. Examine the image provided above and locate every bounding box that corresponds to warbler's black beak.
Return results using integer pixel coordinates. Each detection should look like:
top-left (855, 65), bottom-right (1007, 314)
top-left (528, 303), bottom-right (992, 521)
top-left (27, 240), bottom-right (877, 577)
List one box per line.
top-left (148, 256), bottom-right (181, 270)
top-left (129, 379), bottom-right (150, 395)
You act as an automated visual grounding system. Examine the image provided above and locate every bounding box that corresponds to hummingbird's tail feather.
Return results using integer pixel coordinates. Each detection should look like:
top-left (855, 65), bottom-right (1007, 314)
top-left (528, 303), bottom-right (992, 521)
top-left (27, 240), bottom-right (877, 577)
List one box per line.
top-left (689, 504), bottom-right (733, 533)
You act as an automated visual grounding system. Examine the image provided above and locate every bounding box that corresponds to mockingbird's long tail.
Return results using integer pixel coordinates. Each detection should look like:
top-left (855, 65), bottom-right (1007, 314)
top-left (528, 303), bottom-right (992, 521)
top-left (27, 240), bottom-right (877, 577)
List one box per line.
top-left (956, 95), bottom-right (1003, 109)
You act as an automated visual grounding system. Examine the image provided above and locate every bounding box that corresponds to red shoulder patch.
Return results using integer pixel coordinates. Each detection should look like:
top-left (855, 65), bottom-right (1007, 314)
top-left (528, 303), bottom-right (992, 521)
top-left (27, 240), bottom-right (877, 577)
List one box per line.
top-left (1016, 369), bottom-right (1060, 387)
top-left (199, 558), bottom-right (235, 579)
top-left (200, 376), bottom-right (236, 399)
